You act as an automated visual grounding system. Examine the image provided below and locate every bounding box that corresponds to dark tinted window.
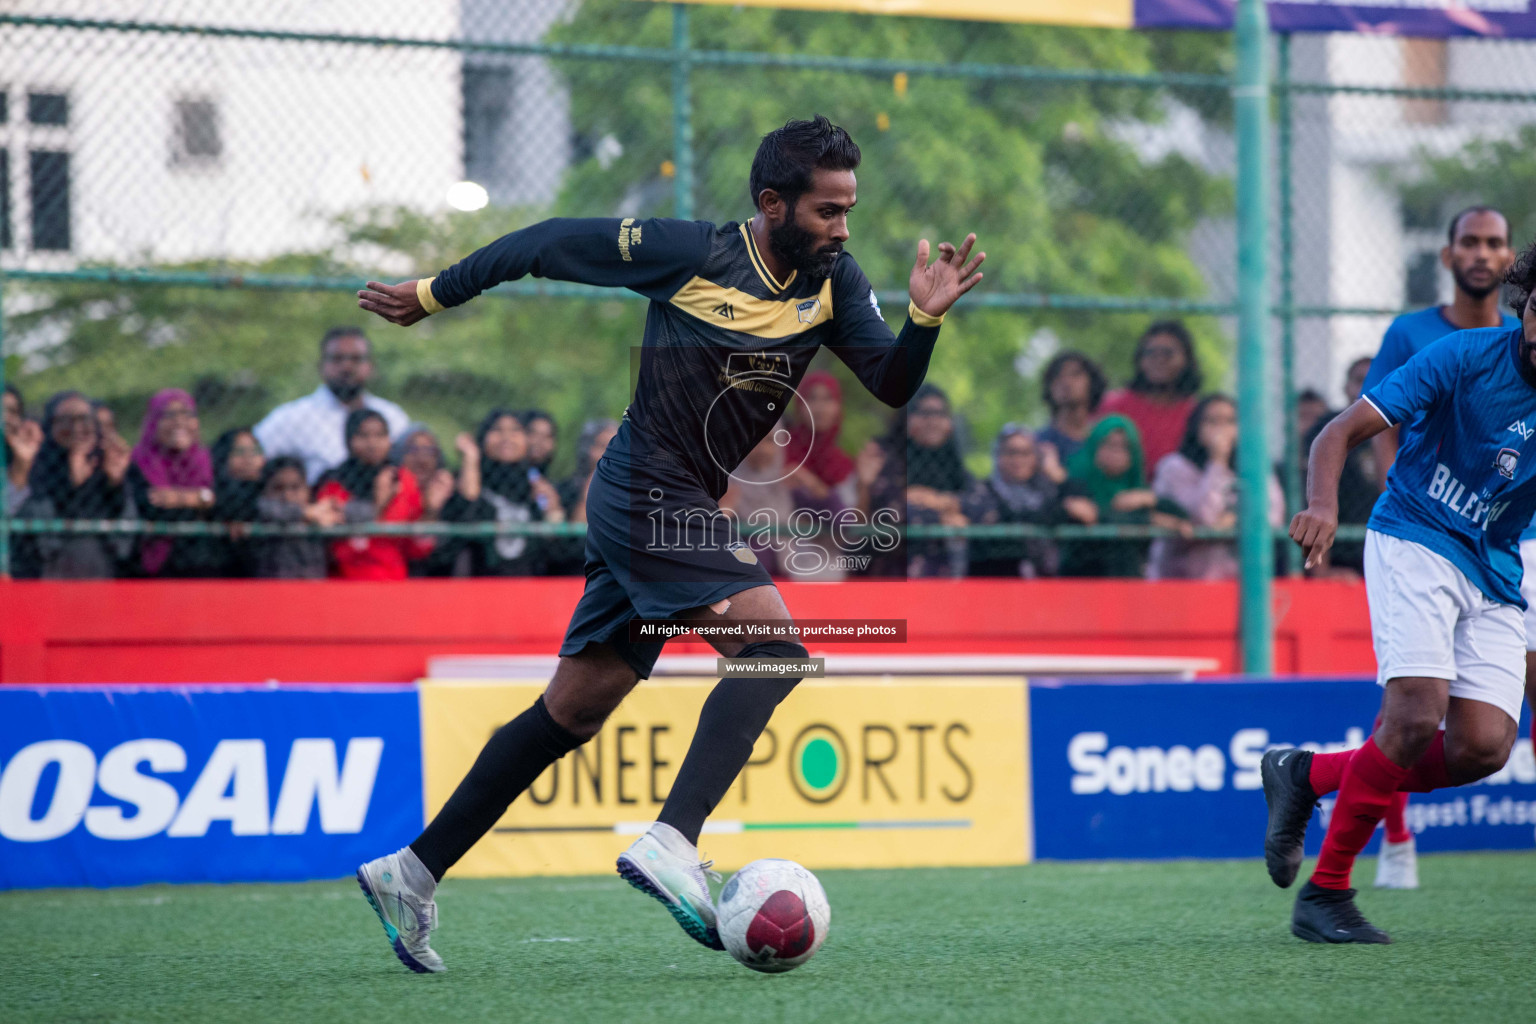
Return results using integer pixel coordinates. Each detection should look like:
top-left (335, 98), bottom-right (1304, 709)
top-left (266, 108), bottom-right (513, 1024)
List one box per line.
top-left (463, 66), bottom-right (512, 185)
top-left (173, 99), bottom-right (222, 162)
top-left (1405, 250), bottom-right (1439, 308)
top-left (30, 150), bottom-right (70, 251)
top-left (27, 92), bottom-right (67, 126)
top-left (0, 150), bottom-right (10, 250)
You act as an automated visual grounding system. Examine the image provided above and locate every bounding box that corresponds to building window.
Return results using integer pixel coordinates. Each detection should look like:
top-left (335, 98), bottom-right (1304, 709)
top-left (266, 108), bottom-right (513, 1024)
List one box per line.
top-left (30, 150), bottom-right (70, 251)
top-left (1406, 249), bottom-right (1439, 308)
top-left (1, 150), bottom-right (10, 250)
top-left (26, 91), bottom-right (68, 126)
top-left (0, 92), bottom-right (9, 125)
top-left (172, 98), bottom-right (221, 164)
top-left (463, 66), bottom-right (512, 186)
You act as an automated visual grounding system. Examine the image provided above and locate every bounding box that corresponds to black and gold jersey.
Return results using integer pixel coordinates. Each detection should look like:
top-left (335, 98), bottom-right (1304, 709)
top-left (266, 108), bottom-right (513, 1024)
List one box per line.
top-left (428, 216), bottom-right (943, 499)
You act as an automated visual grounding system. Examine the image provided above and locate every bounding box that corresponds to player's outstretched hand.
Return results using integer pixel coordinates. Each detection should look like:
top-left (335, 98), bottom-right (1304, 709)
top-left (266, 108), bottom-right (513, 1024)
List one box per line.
top-left (358, 280), bottom-right (429, 327)
top-left (909, 234), bottom-right (985, 319)
top-left (1289, 505), bottom-right (1337, 570)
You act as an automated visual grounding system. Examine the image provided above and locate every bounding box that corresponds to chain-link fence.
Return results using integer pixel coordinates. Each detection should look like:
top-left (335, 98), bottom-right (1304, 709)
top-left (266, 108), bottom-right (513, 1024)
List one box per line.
top-left (2, 3), bottom-right (1533, 581)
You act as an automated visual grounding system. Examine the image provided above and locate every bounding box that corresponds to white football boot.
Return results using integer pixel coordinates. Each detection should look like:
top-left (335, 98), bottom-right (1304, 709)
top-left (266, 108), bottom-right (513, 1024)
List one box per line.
top-left (616, 822), bottom-right (724, 950)
top-left (356, 849), bottom-right (445, 973)
top-left (1374, 835), bottom-right (1420, 890)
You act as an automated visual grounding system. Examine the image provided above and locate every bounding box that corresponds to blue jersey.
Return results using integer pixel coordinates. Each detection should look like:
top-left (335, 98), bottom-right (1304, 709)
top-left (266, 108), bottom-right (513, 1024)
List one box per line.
top-left (1362, 306), bottom-right (1522, 392)
top-left (1363, 326), bottom-right (1536, 607)
top-left (1364, 305), bottom-right (1529, 540)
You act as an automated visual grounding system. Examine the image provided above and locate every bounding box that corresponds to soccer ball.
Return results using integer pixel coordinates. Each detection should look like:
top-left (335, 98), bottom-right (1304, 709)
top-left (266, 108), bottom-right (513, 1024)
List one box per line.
top-left (716, 858), bottom-right (830, 973)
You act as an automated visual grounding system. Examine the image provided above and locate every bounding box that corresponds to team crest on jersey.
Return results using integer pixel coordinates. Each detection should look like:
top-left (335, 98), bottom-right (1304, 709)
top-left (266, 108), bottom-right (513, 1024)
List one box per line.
top-left (725, 351), bottom-right (791, 380)
top-left (726, 540), bottom-right (759, 565)
top-left (796, 298), bottom-right (822, 324)
top-left (1497, 448), bottom-right (1520, 480)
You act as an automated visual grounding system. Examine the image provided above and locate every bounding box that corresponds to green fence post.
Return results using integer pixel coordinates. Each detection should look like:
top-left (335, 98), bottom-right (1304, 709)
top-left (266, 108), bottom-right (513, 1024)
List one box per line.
top-left (671, 4), bottom-right (694, 220)
top-left (1277, 33), bottom-right (1299, 577)
top-left (1235, 0), bottom-right (1274, 674)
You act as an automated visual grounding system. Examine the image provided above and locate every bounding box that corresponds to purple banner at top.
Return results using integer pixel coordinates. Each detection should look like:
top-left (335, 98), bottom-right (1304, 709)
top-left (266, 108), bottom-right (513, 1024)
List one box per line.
top-left (1137, 0), bottom-right (1536, 37)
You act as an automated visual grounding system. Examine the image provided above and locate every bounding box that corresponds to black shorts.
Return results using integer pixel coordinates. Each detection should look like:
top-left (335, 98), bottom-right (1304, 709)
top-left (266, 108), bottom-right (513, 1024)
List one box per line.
top-left (558, 458), bottom-right (772, 678)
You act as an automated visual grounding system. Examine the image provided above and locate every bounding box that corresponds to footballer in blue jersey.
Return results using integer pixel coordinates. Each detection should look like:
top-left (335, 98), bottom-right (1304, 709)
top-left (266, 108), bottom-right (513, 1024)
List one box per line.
top-left (349, 117), bottom-right (986, 972)
top-left (1364, 207), bottom-right (1516, 485)
top-left (1353, 207), bottom-right (1515, 891)
top-left (1257, 237), bottom-right (1536, 946)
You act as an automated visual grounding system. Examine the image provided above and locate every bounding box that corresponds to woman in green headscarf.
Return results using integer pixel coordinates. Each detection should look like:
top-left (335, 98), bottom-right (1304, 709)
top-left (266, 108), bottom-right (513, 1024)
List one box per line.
top-left (1058, 414), bottom-right (1189, 577)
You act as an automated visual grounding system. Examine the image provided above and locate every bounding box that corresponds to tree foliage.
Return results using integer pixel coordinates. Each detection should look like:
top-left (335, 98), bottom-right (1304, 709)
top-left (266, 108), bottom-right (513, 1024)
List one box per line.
top-left (1399, 123), bottom-right (1536, 260)
top-left (549, 5), bottom-right (1233, 454)
top-left (5, 9), bottom-right (1232, 473)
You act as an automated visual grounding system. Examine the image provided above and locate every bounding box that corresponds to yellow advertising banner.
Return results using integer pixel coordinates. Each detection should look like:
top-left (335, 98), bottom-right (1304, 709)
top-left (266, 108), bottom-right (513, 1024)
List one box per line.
top-left (643, 0), bottom-right (1133, 29)
top-left (420, 678), bottom-right (1030, 876)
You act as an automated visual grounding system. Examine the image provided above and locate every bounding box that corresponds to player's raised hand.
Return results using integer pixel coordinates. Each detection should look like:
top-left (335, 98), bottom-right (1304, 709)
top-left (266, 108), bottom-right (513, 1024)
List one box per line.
top-left (1289, 504), bottom-right (1337, 570)
top-left (358, 280), bottom-right (429, 327)
top-left (908, 234), bottom-right (985, 319)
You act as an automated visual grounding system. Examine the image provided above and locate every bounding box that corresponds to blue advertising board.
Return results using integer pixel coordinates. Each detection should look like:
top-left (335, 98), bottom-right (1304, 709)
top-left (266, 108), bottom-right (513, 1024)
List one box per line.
top-left (0, 685), bottom-right (423, 889)
top-left (1030, 677), bottom-right (1536, 860)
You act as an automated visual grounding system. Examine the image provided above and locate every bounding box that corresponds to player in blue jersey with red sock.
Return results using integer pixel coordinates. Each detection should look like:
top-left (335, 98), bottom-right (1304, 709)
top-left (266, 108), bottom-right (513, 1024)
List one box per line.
top-left (1263, 237), bottom-right (1536, 943)
top-left (1354, 206), bottom-right (1519, 889)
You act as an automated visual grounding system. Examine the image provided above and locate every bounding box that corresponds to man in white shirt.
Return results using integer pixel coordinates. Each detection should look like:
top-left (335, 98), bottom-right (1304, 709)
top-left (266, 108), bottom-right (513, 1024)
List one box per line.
top-left (254, 327), bottom-right (410, 482)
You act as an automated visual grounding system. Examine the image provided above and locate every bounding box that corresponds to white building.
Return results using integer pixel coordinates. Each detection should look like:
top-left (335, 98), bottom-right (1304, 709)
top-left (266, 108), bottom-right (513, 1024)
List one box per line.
top-left (0, 0), bottom-right (463, 271)
top-left (460, 0), bottom-right (574, 209)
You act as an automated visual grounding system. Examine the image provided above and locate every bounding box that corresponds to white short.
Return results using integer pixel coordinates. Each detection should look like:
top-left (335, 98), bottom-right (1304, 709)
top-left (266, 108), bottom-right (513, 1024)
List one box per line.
top-left (1364, 530), bottom-right (1525, 723)
top-left (1521, 538), bottom-right (1536, 651)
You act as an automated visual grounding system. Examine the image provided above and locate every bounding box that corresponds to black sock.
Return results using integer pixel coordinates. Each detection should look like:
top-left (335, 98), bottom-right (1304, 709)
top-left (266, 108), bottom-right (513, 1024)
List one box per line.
top-left (410, 695), bottom-right (582, 881)
top-left (658, 676), bottom-right (800, 845)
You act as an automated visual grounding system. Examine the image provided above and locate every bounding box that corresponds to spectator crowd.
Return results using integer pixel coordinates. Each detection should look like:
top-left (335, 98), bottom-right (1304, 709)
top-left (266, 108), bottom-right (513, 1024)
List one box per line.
top-left (3, 320), bottom-right (1312, 582)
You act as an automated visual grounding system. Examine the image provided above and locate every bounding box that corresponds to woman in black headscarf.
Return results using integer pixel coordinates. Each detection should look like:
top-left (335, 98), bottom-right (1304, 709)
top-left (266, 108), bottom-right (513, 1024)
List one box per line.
top-left (962, 423), bottom-right (1064, 578)
top-left (520, 409), bottom-right (559, 477)
top-left (208, 426), bottom-right (266, 576)
top-left (461, 408), bottom-right (566, 576)
top-left (19, 390), bottom-right (135, 578)
top-left (903, 383), bottom-right (971, 578)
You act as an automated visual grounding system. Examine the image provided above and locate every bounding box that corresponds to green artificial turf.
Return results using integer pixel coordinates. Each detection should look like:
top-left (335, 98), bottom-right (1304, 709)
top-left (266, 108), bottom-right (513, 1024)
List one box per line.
top-left (6, 853), bottom-right (1534, 1024)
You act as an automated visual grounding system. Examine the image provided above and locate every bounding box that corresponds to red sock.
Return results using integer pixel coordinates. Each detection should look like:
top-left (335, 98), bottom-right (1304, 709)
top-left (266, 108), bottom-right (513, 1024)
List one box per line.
top-left (1384, 792), bottom-right (1412, 843)
top-left (1397, 731), bottom-right (1448, 793)
top-left (1311, 738), bottom-right (1409, 890)
top-left (1309, 749), bottom-right (1351, 796)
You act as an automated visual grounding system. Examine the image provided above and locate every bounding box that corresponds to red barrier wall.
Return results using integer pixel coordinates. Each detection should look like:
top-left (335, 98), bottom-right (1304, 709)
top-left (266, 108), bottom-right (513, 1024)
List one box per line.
top-left (0, 578), bottom-right (1374, 683)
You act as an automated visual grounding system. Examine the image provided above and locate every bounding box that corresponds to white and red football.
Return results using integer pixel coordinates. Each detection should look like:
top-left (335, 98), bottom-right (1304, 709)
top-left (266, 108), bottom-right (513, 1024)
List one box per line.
top-left (716, 858), bottom-right (830, 973)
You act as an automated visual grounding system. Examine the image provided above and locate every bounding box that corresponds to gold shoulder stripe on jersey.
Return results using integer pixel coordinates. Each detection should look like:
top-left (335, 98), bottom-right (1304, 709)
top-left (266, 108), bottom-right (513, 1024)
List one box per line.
top-left (739, 224), bottom-right (796, 294)
top-left (670, 276), bottom-right (834, 339)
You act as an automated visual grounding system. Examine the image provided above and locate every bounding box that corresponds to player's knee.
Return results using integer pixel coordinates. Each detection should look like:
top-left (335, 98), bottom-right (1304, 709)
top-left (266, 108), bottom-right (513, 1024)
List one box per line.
top-left (545, 661), bottom-right (639, 741)
top-left (557, 705), bottom-right (612, 743)
top-left (1445, 731), bottom-right (1515, 783)
top-left (1377, 706), bottom-right (1441, 760)
top-left (734, 640), bottom-right (811, 696)
top-left (737, 639), bottom-right (810, 664)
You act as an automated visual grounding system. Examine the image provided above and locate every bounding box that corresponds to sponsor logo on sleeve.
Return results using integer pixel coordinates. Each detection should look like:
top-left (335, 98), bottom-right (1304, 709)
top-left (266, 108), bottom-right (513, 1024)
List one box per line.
top-left (618, 217), bottom-right (641, 262)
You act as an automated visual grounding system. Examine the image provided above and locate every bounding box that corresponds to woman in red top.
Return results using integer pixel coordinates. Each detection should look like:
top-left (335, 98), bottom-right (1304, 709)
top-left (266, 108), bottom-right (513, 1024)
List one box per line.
top-left (1099, 320), bottom-right (1203, 475)
top-left (315, 409), bottom-right (435, 579)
